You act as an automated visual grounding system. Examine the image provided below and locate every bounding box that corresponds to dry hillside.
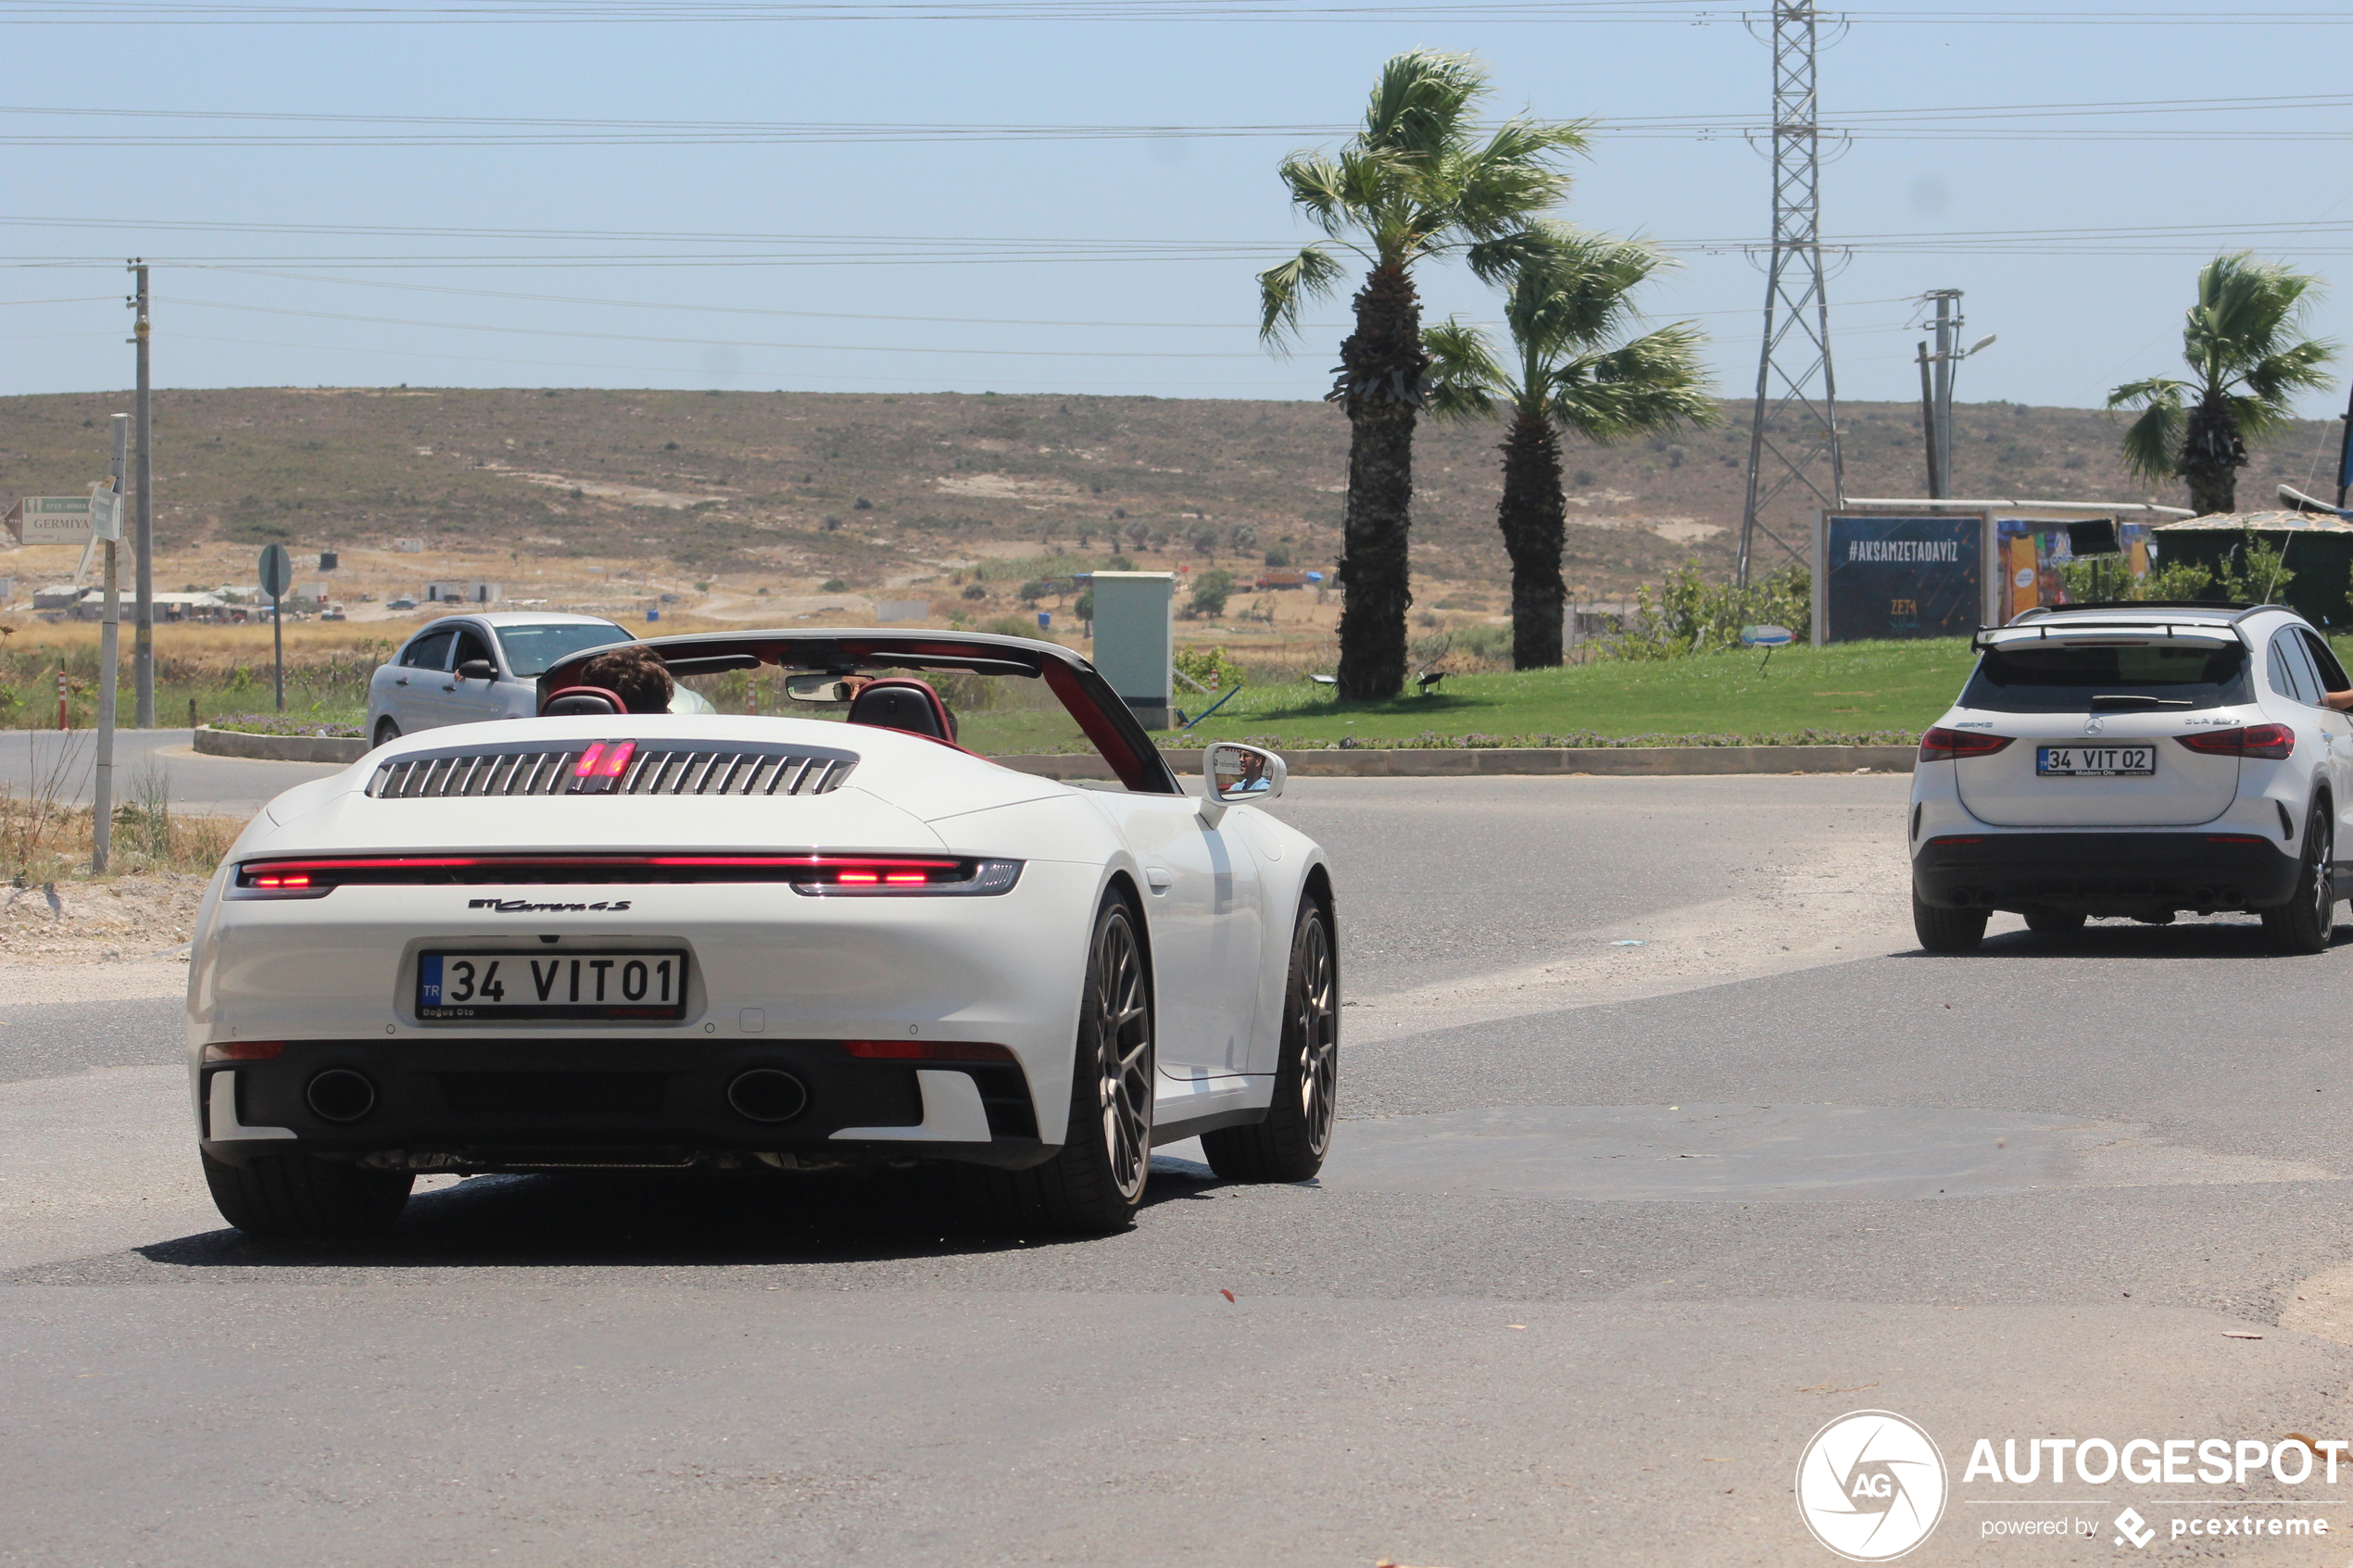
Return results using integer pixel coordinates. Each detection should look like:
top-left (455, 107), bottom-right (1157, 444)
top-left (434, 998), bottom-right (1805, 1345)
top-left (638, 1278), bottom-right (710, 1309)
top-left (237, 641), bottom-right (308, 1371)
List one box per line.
top-left (0, 388), bottom-right (2340, 605)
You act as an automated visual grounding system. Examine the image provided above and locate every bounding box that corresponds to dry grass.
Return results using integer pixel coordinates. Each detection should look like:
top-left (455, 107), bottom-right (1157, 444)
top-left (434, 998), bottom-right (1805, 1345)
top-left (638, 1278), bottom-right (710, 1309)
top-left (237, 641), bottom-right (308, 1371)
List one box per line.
top-left (0, 756), bottom-right (240, 886)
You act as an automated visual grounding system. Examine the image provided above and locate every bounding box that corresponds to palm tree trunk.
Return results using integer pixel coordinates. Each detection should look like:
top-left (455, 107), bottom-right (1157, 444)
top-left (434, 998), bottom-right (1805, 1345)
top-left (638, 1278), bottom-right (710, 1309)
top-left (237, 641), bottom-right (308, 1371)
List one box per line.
top-left (2183, 387), bottom-right (2247, 515)
top-left (1496, 410), bottom-right (1567, 669)
top-left (1332, 262), bottom-right (1427, 700)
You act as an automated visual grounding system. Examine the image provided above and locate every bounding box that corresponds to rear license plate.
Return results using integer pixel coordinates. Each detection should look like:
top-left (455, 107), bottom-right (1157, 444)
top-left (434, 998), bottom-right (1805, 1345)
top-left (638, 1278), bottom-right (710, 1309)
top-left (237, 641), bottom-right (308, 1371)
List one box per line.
top-left (416, 949), bottom-right (688, 1021)
top-left (2036, 745), bottom-right (2157, 777)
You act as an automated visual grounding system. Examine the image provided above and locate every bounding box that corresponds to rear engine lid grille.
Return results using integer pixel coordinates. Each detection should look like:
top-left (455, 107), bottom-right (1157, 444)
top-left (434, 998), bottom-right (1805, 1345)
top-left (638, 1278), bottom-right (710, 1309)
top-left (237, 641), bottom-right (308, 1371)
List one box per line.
top-left (369, 739), bottom-right (857, 800)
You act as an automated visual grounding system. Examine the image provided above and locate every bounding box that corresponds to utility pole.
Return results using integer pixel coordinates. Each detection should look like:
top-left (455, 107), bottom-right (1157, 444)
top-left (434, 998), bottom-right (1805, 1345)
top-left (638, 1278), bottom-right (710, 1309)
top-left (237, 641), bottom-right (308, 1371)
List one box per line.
top-left (1926, 289), bottom-right (1961, 499)
top-left (1735, 0), bottom-right (1845, 587)
top-left (94, 414), bottom-right (127, 873)
top-left (128, 262), bottom-right (155, 729)
top-left (1915, 342), bottom-right (1943, 499)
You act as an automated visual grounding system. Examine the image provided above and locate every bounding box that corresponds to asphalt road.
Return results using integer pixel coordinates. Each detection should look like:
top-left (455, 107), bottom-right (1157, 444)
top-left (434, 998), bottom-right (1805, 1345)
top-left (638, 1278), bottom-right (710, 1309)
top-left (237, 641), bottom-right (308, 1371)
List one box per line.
top-left (8, 773), bottom-right (2353, 1566)
top-left (0, 729), bottom-right (343, 818)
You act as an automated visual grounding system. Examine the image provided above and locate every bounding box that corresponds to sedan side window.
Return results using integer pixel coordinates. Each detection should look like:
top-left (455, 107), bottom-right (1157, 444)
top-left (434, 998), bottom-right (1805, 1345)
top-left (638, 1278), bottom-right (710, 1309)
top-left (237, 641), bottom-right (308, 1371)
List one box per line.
top-left (399, 629), bottom-right (457, 671)
top-left (451, 627), bottom-right (497, 671)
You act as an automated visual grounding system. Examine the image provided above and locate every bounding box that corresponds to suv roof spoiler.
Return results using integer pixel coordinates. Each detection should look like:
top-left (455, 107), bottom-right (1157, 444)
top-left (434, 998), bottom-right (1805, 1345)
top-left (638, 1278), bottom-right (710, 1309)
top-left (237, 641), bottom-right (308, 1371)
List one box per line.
top-left (2009, 601), bottom-right (2283, 623)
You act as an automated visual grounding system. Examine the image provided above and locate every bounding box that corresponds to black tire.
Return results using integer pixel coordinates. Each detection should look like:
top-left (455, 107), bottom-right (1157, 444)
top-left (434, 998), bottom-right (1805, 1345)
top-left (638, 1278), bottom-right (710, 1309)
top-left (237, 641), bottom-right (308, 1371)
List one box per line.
top-left (2262, 803), bottom-right (2335, 956)
top-left (1913, 890), bottom-right (1989, 954)
top-left (2023, 908), bottom-right (2086, 935)
top-left (1202, 896), bottom-right (1338, 1184)
top-left (201, 1148), bottom-right (413, 1240)
top-left (971, 895), bottom-right (1154, 1234)
top-left (372, 717), bottom-right (401, 748)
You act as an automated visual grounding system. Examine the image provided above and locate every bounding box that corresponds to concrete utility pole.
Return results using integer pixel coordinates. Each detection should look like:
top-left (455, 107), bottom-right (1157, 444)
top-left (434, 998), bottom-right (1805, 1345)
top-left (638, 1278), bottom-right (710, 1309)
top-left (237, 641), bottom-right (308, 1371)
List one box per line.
top-left (129, 261), bottom-right (154, 729)
top-left (1927, 289), bottom-right (1960, 499)
top-left (94, 414), bottom-right (127, 873)
top-left (1915, 341), bottom-right (1944, 498)
top-left (1734, 0), bottom-right (1846, 587)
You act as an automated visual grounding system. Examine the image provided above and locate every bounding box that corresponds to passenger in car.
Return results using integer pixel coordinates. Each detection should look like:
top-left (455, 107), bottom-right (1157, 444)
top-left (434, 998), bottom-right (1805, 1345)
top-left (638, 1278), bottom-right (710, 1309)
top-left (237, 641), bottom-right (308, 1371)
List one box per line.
top-left (580, 646), bottom-right (677, 715)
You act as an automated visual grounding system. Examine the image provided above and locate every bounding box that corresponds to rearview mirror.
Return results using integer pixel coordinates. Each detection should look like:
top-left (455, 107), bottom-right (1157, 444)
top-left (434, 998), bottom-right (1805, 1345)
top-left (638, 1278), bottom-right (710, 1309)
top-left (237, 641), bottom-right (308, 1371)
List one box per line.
top-left (1201, 742), bottom-right (1284, 824)
top-left (455, 659), bottom-right (497, 681)
top-left (786, 674), bottom-right (852, 704)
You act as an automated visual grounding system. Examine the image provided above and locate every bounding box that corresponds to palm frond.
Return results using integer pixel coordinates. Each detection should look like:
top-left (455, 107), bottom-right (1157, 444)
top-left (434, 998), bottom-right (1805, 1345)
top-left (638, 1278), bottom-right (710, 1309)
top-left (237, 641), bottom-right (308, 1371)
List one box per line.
top-left (1362, 48), bottom-right (1486, 161)
top-left (1450, 119), bottom-right (1588, 240)
top-left (1421, 318), bottom-right (1509, 420)
top-left (1545, 322), bottom-right (1717, 442)
top-left (1277, 152), bottom-right (1353, 237)
top-left (1505, 225), bottom-right (1670, 361)
top-left (1256, 245), bottom-right (1345, 348)
top-left (2110, 394), bottom-right (2187, 484)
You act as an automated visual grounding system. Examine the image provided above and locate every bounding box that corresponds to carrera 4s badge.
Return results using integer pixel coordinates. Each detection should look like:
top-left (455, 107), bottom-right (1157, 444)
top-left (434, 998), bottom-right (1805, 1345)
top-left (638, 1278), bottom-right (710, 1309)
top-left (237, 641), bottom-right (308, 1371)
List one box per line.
top-left (468, 898), bottom-right (635, 913)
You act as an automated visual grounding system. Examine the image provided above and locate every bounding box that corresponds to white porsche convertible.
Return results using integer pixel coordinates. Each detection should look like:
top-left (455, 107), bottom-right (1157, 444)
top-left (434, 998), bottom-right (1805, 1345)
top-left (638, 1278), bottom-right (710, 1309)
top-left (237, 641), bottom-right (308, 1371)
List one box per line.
top-left (190, 629), bottom-right (1337, 1238)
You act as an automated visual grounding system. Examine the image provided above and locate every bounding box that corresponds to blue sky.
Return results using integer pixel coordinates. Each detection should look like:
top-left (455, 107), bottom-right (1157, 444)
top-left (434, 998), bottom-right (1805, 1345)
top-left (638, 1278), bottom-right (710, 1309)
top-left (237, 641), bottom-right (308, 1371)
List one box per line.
top-left (6, 2), bottom-right (2351, 414)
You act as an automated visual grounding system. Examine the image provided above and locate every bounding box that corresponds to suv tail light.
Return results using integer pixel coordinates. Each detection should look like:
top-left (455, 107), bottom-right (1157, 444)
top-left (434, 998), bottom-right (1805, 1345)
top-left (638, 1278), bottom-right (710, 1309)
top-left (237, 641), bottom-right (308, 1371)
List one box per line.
top-left (2176, 723), bottom-right (2295, 759)
top-left (1919, 727), bottom-right (2015, 762)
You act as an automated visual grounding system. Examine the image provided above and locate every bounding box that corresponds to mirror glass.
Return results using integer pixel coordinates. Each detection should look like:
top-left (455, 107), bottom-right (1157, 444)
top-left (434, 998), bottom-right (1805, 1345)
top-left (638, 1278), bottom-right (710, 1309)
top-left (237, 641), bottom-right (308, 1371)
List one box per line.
top-left (786, 675), bottom-right (851, 704)
top-left (1208, 743), bottom-right (1276, 802)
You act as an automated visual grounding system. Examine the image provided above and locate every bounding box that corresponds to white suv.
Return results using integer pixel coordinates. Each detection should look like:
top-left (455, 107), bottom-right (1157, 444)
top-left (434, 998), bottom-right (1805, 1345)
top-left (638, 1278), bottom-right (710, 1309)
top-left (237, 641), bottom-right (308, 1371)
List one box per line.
top-left (1908, 602), bottom-right (2352, 955)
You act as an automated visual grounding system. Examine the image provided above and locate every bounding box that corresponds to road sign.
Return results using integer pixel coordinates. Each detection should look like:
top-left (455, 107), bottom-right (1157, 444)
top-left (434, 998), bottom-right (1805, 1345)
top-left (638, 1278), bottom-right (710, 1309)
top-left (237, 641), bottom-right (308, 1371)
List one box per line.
top-left (6, 495), bottom-right (94, 546)
top-left (258, 544), bottom-right (294, 600)
top-left (87, 484), bottom-right (122, 543)
top-left (1739, 624), bottom-right (1795, 647)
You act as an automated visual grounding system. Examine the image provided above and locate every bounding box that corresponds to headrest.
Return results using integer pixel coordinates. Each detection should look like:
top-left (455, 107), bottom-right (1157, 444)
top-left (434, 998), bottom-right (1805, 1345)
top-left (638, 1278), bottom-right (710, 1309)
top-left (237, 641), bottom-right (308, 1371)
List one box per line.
top-left (845, 677), bottom-right (952, 741)
top-left (541, 685), bottom-right (625, 718)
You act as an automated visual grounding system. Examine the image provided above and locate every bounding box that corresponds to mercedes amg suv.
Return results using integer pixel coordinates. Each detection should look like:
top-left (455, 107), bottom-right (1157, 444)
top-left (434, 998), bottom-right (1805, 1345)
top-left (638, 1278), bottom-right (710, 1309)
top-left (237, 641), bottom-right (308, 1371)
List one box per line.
top-left (1908, 602), bottom-right (2352, 954)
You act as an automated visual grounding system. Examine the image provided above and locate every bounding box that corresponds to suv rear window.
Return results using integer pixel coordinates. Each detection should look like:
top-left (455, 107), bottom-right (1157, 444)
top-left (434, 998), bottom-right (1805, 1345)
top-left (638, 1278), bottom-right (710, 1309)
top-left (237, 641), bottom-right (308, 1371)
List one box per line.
top-left (1959, 642), bottom-right (2252, 712)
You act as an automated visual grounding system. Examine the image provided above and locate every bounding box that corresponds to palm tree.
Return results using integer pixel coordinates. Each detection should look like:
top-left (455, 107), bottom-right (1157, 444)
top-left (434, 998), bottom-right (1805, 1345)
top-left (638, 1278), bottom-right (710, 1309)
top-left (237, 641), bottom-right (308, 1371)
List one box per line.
top-left (1423, 224), bottom-right (1717, 669)
top-left (2108, 252), bottom-right (2337, 516)
top-left (1257, 50), bottom-right (1587, 699)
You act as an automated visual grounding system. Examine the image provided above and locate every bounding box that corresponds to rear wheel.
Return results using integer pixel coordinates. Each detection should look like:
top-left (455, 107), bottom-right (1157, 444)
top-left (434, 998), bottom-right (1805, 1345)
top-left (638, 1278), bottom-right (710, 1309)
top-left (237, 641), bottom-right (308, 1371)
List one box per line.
top-left (2023, 908), bottom-right (2086, 935)
top-left (1203, 897), bottom-right (1338, 1183)
top-left (2262, 804), bottom-right (2335, 956)
top-left (971, 895), bottom-right (1153, 1234)
top-left (1913, 890), bottom-right (1988, 954)
top-left (201, 1148), bottom-right (412, 1240)
top-left (372, 716), bottom-right (401, 747)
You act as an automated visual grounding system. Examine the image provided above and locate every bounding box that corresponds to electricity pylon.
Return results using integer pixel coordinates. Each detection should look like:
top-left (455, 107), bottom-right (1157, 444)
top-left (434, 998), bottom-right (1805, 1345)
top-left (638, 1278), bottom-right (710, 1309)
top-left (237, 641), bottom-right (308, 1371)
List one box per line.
top-left (1734, 0), bottom-right (1845, 587)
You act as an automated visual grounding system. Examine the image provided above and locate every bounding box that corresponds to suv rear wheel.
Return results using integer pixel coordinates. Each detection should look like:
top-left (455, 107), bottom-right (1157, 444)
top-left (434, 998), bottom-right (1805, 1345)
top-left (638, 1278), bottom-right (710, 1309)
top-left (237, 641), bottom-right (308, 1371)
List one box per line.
top-left (2261, 802), bottom-right (2336, 956)
top-left (1913, 890), bottom-right (1988, 954)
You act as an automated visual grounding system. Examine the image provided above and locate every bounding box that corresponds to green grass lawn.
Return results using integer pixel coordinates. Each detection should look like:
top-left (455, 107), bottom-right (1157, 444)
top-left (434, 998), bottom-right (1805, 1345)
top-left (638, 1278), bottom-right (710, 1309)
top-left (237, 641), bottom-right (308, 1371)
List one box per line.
top-left (1172, 637), bottom-right (1983, 747)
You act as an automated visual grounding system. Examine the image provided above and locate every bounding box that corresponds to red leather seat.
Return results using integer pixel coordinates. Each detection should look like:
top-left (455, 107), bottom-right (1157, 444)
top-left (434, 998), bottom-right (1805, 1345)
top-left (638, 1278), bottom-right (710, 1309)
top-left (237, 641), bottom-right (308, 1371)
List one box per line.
top-left (541, 685), bottom-right (625, 718)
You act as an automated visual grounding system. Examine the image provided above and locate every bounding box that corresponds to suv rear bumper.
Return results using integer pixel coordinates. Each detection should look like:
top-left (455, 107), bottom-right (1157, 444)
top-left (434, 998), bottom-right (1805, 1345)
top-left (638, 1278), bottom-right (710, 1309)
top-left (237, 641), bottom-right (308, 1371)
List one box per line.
top-left (1911, 830), bottom-right (2299, 915)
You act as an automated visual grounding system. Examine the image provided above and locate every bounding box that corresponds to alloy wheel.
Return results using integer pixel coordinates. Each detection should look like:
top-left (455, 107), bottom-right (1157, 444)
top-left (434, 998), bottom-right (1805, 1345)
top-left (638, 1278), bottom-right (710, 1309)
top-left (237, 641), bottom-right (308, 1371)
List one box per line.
top-left (1292, 914), bottom-right (1339, 1158)
top-left (1092, 910), bottom-right (1152, 1201)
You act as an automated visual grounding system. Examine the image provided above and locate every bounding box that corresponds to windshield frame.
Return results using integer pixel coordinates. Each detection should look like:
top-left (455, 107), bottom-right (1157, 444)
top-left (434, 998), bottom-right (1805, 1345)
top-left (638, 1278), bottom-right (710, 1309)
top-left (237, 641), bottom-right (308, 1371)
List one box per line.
top-left (538, 629), bottom-right (1178, 794)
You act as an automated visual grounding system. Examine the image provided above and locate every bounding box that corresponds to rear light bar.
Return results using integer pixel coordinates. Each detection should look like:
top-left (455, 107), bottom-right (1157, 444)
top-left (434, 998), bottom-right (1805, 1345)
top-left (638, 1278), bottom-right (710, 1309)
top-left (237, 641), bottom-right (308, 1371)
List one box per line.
top-left (229, 853), bottom-right (1023, 897)
top-left (200, 1040), bottom-right (285, 1062)
top-left (1919, 727), bottom-right (2015, 763)
top-left (844, 1039), bottom-right (1017, 1062)
top-left (2176, 723), bottom-right (2295, 760)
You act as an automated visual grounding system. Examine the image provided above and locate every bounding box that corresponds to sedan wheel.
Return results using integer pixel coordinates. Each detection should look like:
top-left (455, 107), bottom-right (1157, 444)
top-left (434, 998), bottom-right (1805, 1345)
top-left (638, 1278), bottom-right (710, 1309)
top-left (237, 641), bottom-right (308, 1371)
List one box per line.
top-left (1202, 898), bottom-right (1339, 1183)
top-left (372, 717), bottom-right (401, 747)
top-left (971, 895), bottom-right (1154, 1233)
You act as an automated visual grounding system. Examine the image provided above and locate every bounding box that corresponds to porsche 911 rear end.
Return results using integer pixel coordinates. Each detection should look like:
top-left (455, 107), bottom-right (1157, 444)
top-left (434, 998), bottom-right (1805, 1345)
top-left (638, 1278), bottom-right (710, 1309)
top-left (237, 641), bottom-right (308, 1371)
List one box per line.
top-left (190, 721), bottom-right (1101, 1230)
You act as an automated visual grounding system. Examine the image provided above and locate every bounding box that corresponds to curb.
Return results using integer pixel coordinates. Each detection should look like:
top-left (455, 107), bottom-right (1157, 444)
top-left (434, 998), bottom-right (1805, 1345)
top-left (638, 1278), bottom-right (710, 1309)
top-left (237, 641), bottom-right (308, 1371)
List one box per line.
top-left (194, 725), bottom-right (370, 765)
top-left (994, 744), bottom-right (1918, 780)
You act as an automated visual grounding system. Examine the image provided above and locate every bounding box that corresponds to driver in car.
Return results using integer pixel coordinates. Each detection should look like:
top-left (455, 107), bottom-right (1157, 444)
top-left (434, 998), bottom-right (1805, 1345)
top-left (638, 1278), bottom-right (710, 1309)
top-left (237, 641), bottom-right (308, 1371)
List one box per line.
top-left (581, 646), bottom-right (677, 715)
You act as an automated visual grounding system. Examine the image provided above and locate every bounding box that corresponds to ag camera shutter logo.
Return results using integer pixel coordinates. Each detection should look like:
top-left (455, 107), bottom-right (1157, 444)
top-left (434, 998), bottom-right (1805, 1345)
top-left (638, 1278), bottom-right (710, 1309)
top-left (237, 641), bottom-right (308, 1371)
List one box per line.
top-left (1795, 1410), bottom-right (1949, 1561)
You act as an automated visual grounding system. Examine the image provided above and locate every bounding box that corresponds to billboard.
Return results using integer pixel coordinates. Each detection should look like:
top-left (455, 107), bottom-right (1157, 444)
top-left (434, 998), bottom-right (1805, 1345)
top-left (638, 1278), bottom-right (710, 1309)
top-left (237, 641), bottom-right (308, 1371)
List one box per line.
top-left (1995, 516), bottom-right (2150, 621)
top-left (1817, 513), bottom-right (1984, 644)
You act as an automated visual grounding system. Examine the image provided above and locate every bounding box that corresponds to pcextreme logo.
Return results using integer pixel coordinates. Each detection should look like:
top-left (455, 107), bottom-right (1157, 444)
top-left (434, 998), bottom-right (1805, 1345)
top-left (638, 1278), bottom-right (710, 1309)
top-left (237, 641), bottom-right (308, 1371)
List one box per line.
top-left (1795, 1411), bottom-right (1950, 1562)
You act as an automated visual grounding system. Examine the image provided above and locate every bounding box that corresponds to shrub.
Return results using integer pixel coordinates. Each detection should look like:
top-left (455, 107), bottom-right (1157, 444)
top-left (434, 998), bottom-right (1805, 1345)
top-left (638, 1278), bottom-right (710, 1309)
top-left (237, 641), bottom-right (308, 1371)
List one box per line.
top-left (1186, 569), bottom-right (1235, 620)
top-left (1175, 645), bottom-right (1246, 692)
top-left (1603, 561), bottom-right (1811, 660)
top-left (962, 583), bottom-right (988, 600)
top-left (821, 578), bottom-right (848, 594)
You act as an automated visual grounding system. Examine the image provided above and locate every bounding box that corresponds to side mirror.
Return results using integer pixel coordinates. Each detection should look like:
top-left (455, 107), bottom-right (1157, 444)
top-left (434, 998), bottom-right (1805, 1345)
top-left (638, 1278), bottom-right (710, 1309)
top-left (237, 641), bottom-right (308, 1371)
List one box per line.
top-left (1201, 741), bottom-right (1284, 824)
top-left (455, 659), bottom-right (497, 682)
